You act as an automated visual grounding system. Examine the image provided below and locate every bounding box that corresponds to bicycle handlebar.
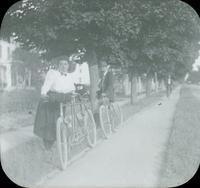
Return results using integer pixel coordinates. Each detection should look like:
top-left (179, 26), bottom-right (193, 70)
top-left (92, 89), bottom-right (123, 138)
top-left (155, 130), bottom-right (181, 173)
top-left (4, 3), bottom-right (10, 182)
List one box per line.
top-left (71, 90), bottom-right (90, 99)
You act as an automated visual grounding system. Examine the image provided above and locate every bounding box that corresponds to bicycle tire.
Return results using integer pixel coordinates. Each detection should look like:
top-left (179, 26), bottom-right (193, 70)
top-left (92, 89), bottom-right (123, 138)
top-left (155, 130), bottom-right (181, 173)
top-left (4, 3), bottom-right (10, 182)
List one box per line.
top-left (109, 103), bottom-right (123, 132)
top-left (56, 117), bottom-right (68, 170)
top-left (99, 105), bottom-right (111, 139)
top-left (84, 109), bottom-right (97, 147)
top-left (114, 103), bottom-right (123, 125)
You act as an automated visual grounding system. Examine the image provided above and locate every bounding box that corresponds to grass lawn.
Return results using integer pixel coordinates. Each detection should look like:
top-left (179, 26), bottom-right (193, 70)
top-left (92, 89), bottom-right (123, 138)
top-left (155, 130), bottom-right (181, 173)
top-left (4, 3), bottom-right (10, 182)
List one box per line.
top-left (158, 85), bottom-right (200, 187)
top-left (121, 90), bottom-right (165, 120)
top-left (0, 89), bottom-right (40, 133)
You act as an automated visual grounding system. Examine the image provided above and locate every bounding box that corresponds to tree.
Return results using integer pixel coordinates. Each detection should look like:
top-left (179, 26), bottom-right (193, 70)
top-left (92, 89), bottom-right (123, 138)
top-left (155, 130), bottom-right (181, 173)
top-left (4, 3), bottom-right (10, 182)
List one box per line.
top-left (123, 0), bottom-right (200, 99)
top-left (1, 0), bottom-right (200, 106)
top-left (188, 70), bottom-right (200, 83)
top-left (1, 0), bottom-right (143, 108)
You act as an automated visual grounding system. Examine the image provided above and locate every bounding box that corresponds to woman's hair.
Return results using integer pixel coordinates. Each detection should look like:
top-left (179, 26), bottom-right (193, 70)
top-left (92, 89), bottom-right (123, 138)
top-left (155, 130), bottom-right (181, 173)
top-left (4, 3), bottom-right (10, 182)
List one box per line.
top-left (50, 55), bottom-right (78, 73)
top-left (50, 56), bottom-right (69, 66)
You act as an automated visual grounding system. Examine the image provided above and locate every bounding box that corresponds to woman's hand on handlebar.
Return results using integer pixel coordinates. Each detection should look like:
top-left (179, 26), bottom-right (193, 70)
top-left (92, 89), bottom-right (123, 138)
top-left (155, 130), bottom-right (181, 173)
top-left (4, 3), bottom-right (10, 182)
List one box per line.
top-left (74, 83), bottom-right (84, 90)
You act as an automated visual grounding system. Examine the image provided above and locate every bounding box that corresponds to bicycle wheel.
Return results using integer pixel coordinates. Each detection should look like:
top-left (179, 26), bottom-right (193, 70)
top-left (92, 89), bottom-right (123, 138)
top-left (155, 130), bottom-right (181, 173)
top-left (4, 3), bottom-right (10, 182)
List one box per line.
top-left (109, 103), bottom-right (123, 132)
top-left (84, 109), bottom-right (97, 147)
top-left (99, 105), bottom-right (111, 139)
top-left (56, 117), bottom-right (68, 170)
top-left (114, 103), bottom-right (123, 125)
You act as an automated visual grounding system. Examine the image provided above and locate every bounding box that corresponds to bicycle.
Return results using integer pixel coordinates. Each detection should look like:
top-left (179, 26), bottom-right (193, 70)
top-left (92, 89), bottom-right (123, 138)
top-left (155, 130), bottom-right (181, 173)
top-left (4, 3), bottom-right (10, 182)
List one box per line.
top-left (56, 91), bottom-right (96, 170)
top-left (99, 93), bottom-right (123, 139)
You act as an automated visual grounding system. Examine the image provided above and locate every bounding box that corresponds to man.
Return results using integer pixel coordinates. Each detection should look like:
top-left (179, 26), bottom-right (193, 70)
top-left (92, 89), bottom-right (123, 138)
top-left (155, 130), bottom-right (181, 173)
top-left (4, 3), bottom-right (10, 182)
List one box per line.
top-left (94, 61), bottom-right (115, 127)
top-left (34, 57), bottom-right (76, 150)
top-left (97, 61), bottom-right (114, 102)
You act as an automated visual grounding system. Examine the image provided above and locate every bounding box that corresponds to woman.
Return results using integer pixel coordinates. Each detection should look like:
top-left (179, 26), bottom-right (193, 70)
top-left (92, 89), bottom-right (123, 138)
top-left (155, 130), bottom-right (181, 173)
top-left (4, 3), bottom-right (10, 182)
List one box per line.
top-left (34, 57), bottom-right (77, 150)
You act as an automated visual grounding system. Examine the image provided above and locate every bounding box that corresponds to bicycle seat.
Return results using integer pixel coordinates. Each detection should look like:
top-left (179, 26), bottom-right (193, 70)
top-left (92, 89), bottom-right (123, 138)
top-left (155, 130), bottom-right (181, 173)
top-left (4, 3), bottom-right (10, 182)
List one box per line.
top-left (74, 83), bottom-right (84, 87)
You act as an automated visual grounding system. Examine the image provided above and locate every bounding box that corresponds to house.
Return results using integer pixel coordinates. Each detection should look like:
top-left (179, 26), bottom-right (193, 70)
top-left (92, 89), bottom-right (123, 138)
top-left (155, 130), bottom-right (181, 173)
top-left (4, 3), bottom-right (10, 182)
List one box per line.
top-left (0, 39), bottom-right (16, 90)
top-left (0, 39), bottom-right (35, 91)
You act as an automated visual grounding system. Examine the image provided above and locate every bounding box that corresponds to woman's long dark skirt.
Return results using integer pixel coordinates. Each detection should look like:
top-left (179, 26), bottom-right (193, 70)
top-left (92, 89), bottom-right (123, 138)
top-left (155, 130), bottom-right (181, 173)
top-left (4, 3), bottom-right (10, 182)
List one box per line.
top-left (34, 92), bottom-right (71, 143)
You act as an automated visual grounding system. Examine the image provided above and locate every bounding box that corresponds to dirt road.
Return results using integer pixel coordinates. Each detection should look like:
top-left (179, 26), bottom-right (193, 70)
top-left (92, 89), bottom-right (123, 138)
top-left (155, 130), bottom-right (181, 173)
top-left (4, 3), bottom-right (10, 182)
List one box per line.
top-left (41, 87), bottom-right (181, 187)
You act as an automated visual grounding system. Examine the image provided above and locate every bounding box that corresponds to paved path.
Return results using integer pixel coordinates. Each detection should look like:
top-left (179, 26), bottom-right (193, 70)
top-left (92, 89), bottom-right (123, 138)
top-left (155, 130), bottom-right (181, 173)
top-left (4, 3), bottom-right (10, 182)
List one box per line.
top-left (0, 126), bottom-right (34, 153)
top-left (41, 87), bottom-right (181, 187)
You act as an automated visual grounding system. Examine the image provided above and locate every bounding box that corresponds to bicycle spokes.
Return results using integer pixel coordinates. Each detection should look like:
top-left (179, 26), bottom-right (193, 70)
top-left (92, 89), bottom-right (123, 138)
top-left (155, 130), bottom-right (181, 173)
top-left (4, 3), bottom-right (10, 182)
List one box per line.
top-left (56, 118), bottom-right (68, 170)
top-left (99, 105), bottom-right (112, 139)
top-left (85, 110), bottom-right (96, 147)
top-left (109, 103), bottom-right (123, 132)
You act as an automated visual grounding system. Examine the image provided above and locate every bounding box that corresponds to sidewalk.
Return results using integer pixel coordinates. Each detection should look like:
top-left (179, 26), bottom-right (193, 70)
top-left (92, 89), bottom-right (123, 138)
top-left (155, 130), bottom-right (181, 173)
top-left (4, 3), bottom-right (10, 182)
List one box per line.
top-left (0, 90), bottom-right (170, 187)
top-left (42, 87), bottom-right (181, 187)
top-left (0, 126), bottom-right (34, 153)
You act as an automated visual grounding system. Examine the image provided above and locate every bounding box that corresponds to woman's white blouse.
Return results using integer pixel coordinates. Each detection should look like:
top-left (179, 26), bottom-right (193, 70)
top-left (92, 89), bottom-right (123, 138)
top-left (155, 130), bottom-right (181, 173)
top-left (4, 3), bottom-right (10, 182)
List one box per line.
top-left (41, 63), bottom-right (90, 95)
top-left (41, 69), bottom-right (76, 95)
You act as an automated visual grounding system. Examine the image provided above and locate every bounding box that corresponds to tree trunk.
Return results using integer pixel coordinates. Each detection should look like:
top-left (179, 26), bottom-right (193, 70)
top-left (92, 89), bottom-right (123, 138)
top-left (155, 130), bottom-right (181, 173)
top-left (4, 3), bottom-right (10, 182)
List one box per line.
top-left (146, 75), bottom-right (151, 96)
top-left (130, 72), bottom-right (137, 104)
top-left (154, 72), bottom-right (158, 92)
top-left (16, 70), bottom-right (19, 88)
top-left (123, 74), bottom-right (130, 96)
top-left (28, 70), bottom-right (32, 87)
top-left (87, 49), bottom-right (99, 112)
top-left (137, 76), bottom-right (141, 94)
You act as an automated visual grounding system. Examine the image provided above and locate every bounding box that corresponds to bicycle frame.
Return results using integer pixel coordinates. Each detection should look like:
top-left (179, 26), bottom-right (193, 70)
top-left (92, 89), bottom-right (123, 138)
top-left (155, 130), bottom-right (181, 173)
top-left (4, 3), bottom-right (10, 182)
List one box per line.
top-left (99, 94), bottom-right (110, 106)
top-left (98, 92), bottom-right (123, 136)
top-left (59, 94), bottom-right (90, 146)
